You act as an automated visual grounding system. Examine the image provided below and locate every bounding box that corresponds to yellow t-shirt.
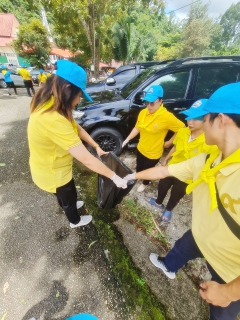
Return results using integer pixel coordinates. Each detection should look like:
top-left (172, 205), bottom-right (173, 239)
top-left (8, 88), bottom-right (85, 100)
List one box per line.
top-left (38, 73), bottom-right (47, 83)
top-left (18, 68), bottom-right (31, 80)
top-left (2, 70), bottom-right (6, 75)
top-left (168, 153), bottom-right (240, 283)
top-left (168, 127), bottom-right (218, 165)
top-left (28, 96), bottom-right (82, 193)
top-left (136, 105), bottom-right (185, 159)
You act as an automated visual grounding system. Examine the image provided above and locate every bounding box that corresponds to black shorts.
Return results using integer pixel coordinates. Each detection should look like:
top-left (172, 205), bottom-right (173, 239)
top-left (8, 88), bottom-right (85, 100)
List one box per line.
top-left (6, 82), bottom-right (15, 88)
top-left (24, 80), bottom-right (33, 88)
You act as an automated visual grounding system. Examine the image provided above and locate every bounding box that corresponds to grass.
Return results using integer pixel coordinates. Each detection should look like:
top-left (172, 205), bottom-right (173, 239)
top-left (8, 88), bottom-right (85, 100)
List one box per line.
top-left (119, 198), bottom-right (168, 245)
top-left (73, 163), bottom-right (167, 320)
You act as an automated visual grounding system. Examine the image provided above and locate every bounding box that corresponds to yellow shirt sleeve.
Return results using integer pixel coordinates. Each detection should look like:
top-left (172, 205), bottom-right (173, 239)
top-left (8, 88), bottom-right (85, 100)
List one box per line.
top-left (165, 113), bottom-right (185, 132)
top-left (168, 153), bottom-right (206, 182)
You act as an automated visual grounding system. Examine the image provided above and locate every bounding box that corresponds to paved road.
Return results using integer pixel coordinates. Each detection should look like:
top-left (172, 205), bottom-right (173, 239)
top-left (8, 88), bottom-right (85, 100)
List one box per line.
top-left (0, 88), bottom-right (132, 320)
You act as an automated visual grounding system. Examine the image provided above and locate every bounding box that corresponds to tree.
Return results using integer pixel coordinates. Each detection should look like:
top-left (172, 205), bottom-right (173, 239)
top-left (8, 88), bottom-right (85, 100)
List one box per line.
top-left (12, 19), bottom-right (51, 67)
top-left (180, 1), bottom-right (216, 57)
top-left (0, 0), bottom-right (40, 23)
top-left (220, 2), bottom-right (240, 46)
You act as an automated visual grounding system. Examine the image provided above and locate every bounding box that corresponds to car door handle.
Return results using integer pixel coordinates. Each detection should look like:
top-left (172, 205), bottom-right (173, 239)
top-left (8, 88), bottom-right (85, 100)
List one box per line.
top-left (174, 107), bottom-right (187, 111)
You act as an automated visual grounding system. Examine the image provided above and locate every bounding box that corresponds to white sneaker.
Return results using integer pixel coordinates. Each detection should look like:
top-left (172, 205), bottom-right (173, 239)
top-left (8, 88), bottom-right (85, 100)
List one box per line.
top-left (137, 184), bottom-right (146, 192)
top-left (149, 253), bottom-right (176, 279)
top-left (77, 201), bottom-right (84, 209)
top-left (70, 215), bottom-right (92, 228)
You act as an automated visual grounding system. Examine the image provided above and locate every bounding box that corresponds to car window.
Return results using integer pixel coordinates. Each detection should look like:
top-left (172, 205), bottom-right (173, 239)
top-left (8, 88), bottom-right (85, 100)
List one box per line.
top-left (194, 67), bottom-right (240, 99)
top-left (112, 68), bottom-right (136, 88)
top-left (144, 71), bottom-right (190, 99)
top-left (121, 65), bottom-right (168, 98)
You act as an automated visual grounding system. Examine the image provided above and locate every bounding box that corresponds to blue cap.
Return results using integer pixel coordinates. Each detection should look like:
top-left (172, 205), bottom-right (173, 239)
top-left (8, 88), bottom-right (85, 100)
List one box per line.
top-left (203, 82), bottom-right (240, 115)
top-left (66, 313), bottom-right (98, 320)
top-left (143, 85), bottom-right (164, 102)
top-left (1, 65), bottom-right (6, 69)
top-left (56, 60), bottom-right (93, 102)
top-left (180, 99), bottom-right (208, 120)
top-left (39, 69), bottom-right (44, 73)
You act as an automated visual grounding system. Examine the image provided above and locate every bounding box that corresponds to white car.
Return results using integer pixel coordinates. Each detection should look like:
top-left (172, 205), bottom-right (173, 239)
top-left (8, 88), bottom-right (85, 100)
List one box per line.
top-left (0, 70), bottom-right (25, 88)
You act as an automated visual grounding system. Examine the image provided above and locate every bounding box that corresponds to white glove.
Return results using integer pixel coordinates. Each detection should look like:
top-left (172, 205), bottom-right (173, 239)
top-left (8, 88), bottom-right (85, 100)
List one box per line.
top-left (111, 173), bottom-right (128, 189)
top-left (123, 173), bottom-right (136, 181)
top-left (122, 138), bottom-right (129, 148)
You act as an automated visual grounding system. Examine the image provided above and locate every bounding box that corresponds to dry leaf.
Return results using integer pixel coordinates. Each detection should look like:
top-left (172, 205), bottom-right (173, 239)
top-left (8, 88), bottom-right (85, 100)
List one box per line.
top-left (0, 312), bottom-right (7, 320)
top-left (3, 282), bottom-right (9, 294)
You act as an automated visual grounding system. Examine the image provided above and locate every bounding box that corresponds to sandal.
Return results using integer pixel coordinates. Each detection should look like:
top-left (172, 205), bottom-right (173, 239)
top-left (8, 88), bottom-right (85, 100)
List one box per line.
top-left (160, 210), bottom-right (172, 223)
top-left (146, 197), bottom-right (165, 211)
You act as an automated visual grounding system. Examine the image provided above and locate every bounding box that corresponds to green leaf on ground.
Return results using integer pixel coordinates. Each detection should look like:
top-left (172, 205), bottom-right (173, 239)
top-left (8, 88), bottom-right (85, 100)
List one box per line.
top-left (88, 240), bottom-right (97, 249)
top-left (76, 185), bottom-right (81, 189)
top-left (56, 291), bottom-right (60, 298)
top-left (0, 163), bottom-right (6, 167)
top-left (15, 216), bottom-right (20, 220)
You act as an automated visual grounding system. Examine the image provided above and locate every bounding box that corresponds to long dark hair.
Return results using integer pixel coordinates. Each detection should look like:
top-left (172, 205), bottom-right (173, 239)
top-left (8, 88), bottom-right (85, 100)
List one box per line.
top-left (30, 75), bottom-right (82, 121)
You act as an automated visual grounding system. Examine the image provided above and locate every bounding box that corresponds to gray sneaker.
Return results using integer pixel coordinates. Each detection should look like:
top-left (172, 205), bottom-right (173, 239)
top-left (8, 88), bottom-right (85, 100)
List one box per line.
top-left (70, 215), bottom-right (92, 228)
top-left (149, 253), bottom-right (176, 279)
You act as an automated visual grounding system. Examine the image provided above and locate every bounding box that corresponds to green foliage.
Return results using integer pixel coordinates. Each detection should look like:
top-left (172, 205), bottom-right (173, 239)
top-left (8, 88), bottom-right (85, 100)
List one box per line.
top-left (0, 0), bottom-right (40, 23)
top-left (12, 19), bottom-right (51, 67)
top-left (220, 2), bottom-right (240, 46)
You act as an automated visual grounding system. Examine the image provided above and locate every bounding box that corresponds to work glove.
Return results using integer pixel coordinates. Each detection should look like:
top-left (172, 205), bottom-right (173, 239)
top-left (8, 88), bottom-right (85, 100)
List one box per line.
top-left (111, 173), bottom-right (128, 189)
top-left (122, 138), bottom-right (129, 148)
top-left (123, 173), bottom-right (136, 181)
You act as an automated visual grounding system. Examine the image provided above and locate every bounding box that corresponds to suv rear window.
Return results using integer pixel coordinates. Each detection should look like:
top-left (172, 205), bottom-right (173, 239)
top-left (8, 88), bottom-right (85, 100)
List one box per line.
top-left (144, 71), bottom-right (190, 99)
top-left (194, 67), bottom-right (240, 99)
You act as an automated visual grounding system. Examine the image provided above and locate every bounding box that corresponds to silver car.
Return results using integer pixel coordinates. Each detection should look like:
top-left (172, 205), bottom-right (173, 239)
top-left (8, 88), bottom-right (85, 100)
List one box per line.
top-left (0, 70), bottom-right (25, 88)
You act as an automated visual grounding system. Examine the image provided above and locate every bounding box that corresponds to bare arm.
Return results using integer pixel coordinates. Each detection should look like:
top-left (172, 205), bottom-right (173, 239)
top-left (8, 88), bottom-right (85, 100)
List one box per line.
top-left (127, 127), bottom-right (140, 141)
top-left (77, 123), bottom-right (107, 156)
top-left (199, 276), bottom-right (240, 307)
top-left (69, 143), bottom-right (114, 178)
top-left (162, 146), bottom-right (176, 166)
top-left (135, 165), bottom-right (171, 181)
top-left (164, 133), bottom-right (176, 149)
top-left (122, 127), bottom-right (140, 148)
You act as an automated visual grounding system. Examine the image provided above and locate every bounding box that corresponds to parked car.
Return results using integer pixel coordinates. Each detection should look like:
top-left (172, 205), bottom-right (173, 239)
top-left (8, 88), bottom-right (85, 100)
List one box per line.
top-left (73, 56), bottom-right (240, 156)
top-left (86, 61), bottom-right (170, 96)
top-left (0, 69), bottom-right (24, 88)
top-left (30, 69), bottom-right (40, 84)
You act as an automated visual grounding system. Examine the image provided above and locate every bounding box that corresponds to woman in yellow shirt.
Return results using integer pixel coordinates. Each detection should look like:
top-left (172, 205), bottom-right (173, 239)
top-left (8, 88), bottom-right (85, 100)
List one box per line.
top-left (28, 60), bottom-right (127, 229)
top-left (147, 99), bottom-right (217, 223)
top-left (122, 85), bottom-right (184, 192)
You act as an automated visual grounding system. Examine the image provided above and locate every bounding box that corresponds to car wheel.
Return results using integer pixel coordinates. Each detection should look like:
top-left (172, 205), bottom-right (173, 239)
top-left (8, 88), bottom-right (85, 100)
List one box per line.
top-left (90, 127), bottom-right (123, 156)
top-left (0, 79), bottom-right (7, 88)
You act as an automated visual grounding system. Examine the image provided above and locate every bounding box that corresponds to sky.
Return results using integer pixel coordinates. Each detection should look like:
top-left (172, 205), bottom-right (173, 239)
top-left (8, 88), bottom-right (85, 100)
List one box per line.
top-left (165, 0), bottom-right (240, 19)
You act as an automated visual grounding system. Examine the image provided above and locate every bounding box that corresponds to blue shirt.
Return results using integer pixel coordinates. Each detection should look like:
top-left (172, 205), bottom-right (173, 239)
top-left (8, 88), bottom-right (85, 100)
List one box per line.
top-left (4, 71), bottom-right (12, 83)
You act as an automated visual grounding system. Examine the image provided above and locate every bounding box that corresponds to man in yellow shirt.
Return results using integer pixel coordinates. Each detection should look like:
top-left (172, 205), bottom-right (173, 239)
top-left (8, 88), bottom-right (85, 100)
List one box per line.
top-left (124, 83), bottom-right (240, 320)
top-left (122, 85), bottom-right (184, 192)
top-left (37, 69), bottom-right (48, 86)
top-left (147, 99), bottom-right (217, 223)
top-left (18, 65), bottom-right (35, 97)
top-left (1, 65), bottom-right (7, 75)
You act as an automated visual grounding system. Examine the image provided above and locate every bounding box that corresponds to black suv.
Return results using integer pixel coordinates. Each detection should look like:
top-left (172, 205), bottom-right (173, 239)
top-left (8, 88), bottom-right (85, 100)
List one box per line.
top-left (75, 56), bottom-right (240, 155)
top-left (86, 61), bottom-right (166, 95)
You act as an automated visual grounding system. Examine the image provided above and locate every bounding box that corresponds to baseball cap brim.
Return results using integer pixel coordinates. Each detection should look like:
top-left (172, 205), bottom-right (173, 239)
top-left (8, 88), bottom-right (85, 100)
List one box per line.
top-left (82, 89), bottom-right (93, 102)
top-left (143, 94), bottom-right (159, 102)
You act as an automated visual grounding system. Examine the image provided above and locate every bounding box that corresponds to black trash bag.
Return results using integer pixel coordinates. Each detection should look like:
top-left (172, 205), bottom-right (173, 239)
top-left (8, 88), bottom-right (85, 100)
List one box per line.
top-left (97, 152), bottom-right (136, 209)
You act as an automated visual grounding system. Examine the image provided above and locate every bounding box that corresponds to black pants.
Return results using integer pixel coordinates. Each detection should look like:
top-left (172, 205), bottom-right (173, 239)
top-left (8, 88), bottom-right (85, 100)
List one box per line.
top-left (6, 81), bottom-right (17, 94)
top-left (136, 150), bottom-right (160, 185)
top-left (165, 230), bottom-right (240, 320)
top-left (24, 80), bottom-right (35, 96)
top-left (156, 177), bottom-right (187, 211)
top-left (55, 179), bottom-right (80, 224)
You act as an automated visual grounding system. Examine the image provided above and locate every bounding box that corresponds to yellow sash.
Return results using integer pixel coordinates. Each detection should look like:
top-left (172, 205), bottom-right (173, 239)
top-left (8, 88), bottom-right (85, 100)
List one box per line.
top-left (186, 148), bottom-right (240, 212)
top-left (137, 105), bottom-right (167, 131)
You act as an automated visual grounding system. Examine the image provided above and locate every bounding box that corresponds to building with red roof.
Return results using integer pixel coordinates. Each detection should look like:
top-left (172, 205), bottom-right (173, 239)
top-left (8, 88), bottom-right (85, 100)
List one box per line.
top-left (0, 13), bottom-right (20, 66)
